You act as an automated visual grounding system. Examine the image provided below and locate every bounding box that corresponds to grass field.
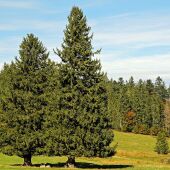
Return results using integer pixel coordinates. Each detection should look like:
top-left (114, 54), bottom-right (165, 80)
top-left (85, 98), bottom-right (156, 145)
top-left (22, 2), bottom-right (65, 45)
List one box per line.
top-left (0, 131), bottom-right (170, 170)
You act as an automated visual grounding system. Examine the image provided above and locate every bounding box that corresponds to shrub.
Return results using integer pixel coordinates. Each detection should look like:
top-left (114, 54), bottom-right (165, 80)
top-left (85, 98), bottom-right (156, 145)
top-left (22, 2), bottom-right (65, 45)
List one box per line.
top-left (155, 131), bottom-right (169, 154)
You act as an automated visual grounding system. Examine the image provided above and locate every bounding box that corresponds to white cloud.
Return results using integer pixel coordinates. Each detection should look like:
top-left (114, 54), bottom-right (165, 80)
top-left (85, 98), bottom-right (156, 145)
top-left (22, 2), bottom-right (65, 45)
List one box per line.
top-left (100, 53), bottom-right (170, 84)
top-left (0, 20), bottom-right (65, 31)
top-left (92, 12), bottom-right (170, 49)
top-left (94, 29), bottom-right (170, 47)
top-left (0, 0), bottom-right (35, 9)
top-left (89, 12), bottom-right (170, 85)
top-left (0, 24), bottom-right (18, 31)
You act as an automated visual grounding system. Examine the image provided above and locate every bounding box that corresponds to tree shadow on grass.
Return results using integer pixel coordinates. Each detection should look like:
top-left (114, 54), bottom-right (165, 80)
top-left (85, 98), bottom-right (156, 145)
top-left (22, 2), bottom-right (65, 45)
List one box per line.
top-left (13, 162), bottom-right (133, 169)
top-left (74, 162), bottom-right (133, 169)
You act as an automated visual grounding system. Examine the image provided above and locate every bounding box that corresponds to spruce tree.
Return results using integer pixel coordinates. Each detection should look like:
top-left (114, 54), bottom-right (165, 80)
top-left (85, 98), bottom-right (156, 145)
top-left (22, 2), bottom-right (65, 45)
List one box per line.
top-left (48, 7), bottom-right (114, 167)
top-left (107, 79), bottom-right (120, 129)
top-left (155, 76), bottom-right (168, 100)
top-left (0, 34), bottom-right (54, 166)
top-left (155, 131), bottom-right (169, 154)
top-left (165, 100), bottom-right (170, 136)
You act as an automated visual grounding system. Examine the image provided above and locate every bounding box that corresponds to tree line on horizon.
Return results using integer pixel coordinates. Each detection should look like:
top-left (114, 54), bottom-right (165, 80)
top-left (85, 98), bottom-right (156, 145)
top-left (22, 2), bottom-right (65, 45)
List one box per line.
top-left (107, 76), bottom-right (170, 136)
top-left (0, 6), bottom-right (169, 167)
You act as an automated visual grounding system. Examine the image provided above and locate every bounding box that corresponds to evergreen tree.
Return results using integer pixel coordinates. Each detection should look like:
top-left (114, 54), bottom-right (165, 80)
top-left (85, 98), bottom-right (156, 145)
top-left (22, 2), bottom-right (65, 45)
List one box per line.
top-left (165, 100), bottom-right (170, 136)
top-left (124, 77), bottom-right (136, 132)
top-left (146, 79), bottom-right (154, 95)
top-left (155, 131), bottom-right (169, 154)
top-left (155, 76), bottom-right (168, 100)
top-left (0, 34), bottom-right (54, 166)
top-left (107, 79), bottom-right (116, 127)
top-left (150, 94), bottom-right (164, 129)
top-left (47, 7), bottom-right (114, 167)
top-left (107, 78), bottom-right (123, 130)
top-left (127, 76), bottom-right (135, 88)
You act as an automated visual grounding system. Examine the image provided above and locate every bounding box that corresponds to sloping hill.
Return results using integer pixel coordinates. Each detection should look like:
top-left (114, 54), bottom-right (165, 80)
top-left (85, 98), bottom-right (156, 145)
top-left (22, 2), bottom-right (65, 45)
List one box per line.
top-left (113, 130), bottom-right (163, 152)
top-left (0, 131), bottom-right (170, 170)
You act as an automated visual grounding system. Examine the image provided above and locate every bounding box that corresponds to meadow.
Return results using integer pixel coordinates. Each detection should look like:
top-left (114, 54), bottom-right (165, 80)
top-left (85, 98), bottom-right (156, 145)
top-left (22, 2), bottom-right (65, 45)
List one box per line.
top-left (0, 131), bottom-right (170, 170)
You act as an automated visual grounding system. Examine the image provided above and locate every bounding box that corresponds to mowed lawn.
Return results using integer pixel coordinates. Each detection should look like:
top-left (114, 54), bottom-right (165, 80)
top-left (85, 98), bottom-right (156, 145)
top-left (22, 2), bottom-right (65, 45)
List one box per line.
top-left (0, 131), bottom-right (170, 170)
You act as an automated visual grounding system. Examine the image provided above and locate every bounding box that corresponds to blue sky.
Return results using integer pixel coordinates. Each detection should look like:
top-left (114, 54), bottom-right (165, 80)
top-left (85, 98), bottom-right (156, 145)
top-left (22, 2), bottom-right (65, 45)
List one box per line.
top-left (1, 0), bottom-right (170, 85)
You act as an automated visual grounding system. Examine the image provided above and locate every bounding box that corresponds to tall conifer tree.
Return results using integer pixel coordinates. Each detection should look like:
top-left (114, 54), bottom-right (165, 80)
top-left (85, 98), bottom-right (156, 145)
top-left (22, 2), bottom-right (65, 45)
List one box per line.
top-left (48, 7), bottom-right (114, 167)
top-left (0, 34), bottom-right (54, 166)
top-left (155, 76), bottom-right (168, 100)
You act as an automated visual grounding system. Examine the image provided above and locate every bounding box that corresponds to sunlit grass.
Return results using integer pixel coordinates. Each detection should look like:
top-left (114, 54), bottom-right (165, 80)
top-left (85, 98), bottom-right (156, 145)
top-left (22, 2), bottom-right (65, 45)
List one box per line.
top-left (0, 131), bottom-right (170, 169)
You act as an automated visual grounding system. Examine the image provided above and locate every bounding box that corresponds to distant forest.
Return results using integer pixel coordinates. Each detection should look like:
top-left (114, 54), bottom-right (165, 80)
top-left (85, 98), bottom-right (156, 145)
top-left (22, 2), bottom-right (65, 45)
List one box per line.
top-left (107, 76), bottom-right (170, 136)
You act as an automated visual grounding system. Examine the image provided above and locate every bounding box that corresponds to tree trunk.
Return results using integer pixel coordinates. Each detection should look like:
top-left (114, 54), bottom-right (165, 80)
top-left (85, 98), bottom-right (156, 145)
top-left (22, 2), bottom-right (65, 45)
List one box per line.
top-left (65, 156), bottom-right (76, 168)
top-left (23, 154), bottom-right (32, 166)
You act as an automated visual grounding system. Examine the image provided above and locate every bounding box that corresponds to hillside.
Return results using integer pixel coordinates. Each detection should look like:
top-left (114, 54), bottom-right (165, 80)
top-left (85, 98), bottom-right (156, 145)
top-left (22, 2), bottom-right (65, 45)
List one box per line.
top-left (0, 131), bottom-right (170, 170)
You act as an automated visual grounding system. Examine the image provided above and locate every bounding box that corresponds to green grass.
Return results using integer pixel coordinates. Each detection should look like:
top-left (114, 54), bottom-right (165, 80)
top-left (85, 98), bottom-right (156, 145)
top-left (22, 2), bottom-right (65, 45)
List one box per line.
top-left (0, 131), bottom-right (170, 170)
top-left (113, 131), bottom-right (158, 152)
